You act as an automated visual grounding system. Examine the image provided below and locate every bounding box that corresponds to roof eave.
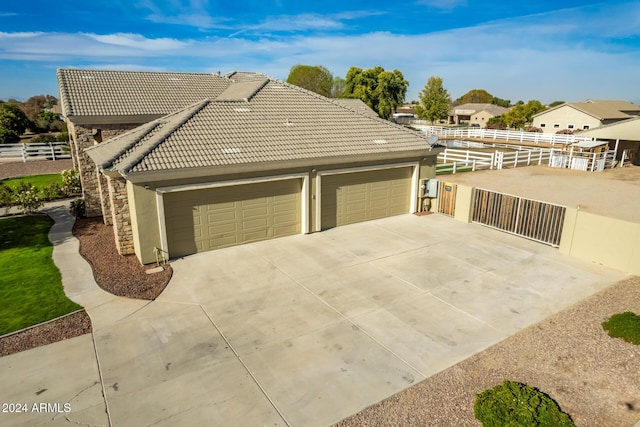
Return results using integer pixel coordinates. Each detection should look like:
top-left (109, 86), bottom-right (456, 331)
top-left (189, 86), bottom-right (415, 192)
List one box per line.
top-left (66, 114), bottom-right (166, 126)
top-left (122, 148), bottom-right (440, 184)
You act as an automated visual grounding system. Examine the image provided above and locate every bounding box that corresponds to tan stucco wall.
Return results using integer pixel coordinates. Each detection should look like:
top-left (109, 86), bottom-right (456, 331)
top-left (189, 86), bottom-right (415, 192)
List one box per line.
top-left (559, 208), bottom-right (640, 275)
top-left (470, 110), bottom-right (497, 126)
top-left (453, 184), bottom-right (474, 223)
top-left (128, 181), bottom-right (162, 264)
top-left (532, 106), bottom-right (601, 133)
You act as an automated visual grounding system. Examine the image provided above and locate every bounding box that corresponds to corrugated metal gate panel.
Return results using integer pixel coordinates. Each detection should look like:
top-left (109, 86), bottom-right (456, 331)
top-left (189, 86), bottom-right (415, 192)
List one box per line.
top-left (472, 188), bottom-right (566, 247)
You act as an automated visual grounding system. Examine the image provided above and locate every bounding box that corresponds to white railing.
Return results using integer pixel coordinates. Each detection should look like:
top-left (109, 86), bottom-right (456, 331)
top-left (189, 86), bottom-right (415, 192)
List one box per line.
top-left (415, 125), bottom-right (595, 146)
top-left (0, 142), bottom-right (71, 162)
top-left (548, 148), bottom-right (616, 172)
top-left (437, 147), bottom-right (551, 174)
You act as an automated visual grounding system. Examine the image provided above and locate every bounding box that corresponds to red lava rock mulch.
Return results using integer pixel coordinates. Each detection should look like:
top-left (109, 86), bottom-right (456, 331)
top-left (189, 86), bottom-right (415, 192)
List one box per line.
top-left (72, 217), bottom-right (172, 300)
top-left (0, 310), bottom-right (92, 357)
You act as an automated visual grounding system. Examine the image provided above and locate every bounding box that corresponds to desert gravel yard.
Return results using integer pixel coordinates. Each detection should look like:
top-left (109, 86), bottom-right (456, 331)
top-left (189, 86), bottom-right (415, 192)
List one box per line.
top-left (336, 275), bottom-right (640, 427)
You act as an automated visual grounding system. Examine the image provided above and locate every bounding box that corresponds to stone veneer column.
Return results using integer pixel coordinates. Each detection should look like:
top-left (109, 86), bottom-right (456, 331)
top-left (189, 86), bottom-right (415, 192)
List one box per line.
top-left (98, 173), bottom-right (113, 226)
top-left (107, 176), bottom-right (135, 255)
top-left (68, 123), bottom-right (103, 217)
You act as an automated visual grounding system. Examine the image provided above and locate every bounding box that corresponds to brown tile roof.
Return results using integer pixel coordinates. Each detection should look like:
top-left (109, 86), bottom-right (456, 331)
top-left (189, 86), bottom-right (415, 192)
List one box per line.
top-left (57, 69), bottom-right (230, 121)
top-left (450, 103), bottom-right (509, 116)
top-left (85, 79), bottom-right (432, 178)
top-left (533, 100), bottom-right (640, 120)
top-left (569, 100), bottom-right (640, 120)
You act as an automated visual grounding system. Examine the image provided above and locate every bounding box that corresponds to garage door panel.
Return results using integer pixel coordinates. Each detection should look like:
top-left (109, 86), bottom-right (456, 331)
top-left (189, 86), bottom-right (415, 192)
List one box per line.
top-left (164, 179), bottom-right (301, 257)
top-left (321, 167), bottom-right (412, 230)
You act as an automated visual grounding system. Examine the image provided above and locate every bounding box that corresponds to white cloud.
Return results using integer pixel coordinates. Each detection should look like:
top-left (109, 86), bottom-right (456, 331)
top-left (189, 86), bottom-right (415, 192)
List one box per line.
top-left (87, 33), bottom-right (187, 50)
top-left (415, 0), bottom-right (467, 11)
top-left (228, 11), bottom-right (384, 37)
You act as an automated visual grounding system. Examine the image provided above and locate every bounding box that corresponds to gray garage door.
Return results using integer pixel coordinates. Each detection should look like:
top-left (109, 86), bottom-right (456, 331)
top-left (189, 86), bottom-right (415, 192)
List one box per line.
top-left (321, 168), bottom-right (412, 230)
top-left (164, 179), bottom-right (301, 258)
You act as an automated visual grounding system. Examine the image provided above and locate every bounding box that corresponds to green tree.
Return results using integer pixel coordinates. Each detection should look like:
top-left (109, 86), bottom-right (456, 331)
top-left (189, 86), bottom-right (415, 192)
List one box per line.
top-left (502, 100), bottom-right (546, 128)
top-left (416, 76), bottom-right (451, 124)
top-left (343, 66), bottom-right (408, 119)
top-left (457, 89), bottom-right (493, 104)
top-left (549, 100), bottom-right (565, 108)
top-left (491, 96), bottom-right (511, 108)
top-left (330, 76), bottom-right (346, 98)
top-left (21, 95), bottom-right (58, 122)
top-left (0, 103), bottom-right (32, 143)
top-left (286, 65), bottom-right (333, 97)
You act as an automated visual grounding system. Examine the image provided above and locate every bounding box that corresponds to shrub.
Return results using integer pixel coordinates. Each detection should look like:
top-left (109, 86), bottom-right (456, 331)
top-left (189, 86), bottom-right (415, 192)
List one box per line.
top-left (0, 184), bottom-right (15, 214)
top-left (602, 312), bottom-right (640, 345)
top-left (69, 198), bottom-right (85, 218)
top-left (56, 131), bottom-right (69, 142)
top-left (41, 182), bottom-right (64, 201)
top-left (474, 380), bottom-right (574, 427)
top-left (14, 182), bottom-right (44, 214)
top-left (30, 133), bottom-right (57, 143)
top-left (524, 126), bottom-right (543, 133)
top-left (61, 169), bottom-right (81, 196)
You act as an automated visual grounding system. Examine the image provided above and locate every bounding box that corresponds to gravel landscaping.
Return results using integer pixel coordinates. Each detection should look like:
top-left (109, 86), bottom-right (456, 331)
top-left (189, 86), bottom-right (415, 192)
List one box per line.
top-left (72, 217), bottom-right (172, 300)
top-left (335, 276), bottom-right (640, 427)
top-left (0, 310), bottom-right (91, 357)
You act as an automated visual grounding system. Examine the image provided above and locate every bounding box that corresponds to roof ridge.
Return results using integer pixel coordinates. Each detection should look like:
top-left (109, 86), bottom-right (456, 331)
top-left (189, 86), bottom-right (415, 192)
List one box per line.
top-left (57, 68), bottom-right (220, 77)
top-left (214, 79), bottom-right (269, 102)
top-left (118, 99), bottom-right (211, 174)
top-left (85, 121), bottom-right (160, 169)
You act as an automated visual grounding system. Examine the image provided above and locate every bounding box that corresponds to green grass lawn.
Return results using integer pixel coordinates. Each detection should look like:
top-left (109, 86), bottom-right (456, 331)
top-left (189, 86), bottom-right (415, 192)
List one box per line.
top-left (0, 215), bottom-right (82, 335)
top-left (1, 173), bottom-right (63, 191)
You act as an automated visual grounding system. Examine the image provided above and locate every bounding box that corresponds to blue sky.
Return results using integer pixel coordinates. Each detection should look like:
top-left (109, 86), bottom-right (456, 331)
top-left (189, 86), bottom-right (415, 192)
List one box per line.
top-left (1, 0), bottom-right (639, 104)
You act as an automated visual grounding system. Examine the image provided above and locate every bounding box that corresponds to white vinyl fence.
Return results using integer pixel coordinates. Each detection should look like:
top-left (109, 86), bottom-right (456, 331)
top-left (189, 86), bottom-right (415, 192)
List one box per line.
top-left (0, 142), bottom-right (71, 162)
top-left (415, 125), bottom-right (595, 146)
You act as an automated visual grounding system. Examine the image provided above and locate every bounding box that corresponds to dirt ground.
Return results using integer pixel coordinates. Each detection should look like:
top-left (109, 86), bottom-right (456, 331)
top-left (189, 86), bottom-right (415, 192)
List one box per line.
top-left (0, 159), bottom-right (73, 180)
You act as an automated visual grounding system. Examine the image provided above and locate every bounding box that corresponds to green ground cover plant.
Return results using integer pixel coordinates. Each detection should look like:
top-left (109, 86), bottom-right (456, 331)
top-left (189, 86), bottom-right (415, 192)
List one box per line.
top-left (0, 215), bottom-right (82, 335)
top-left (474, 380), bottom-right (574, 427)
top-left (602, 312), bottom-right (640, 345)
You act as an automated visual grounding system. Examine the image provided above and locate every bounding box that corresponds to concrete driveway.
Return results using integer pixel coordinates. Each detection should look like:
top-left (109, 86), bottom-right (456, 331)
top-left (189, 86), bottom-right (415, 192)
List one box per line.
top-left (0, 213), bottom-right (625, 426)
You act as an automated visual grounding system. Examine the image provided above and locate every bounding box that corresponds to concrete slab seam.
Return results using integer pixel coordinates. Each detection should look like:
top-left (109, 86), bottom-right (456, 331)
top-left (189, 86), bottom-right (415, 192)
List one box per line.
top-left (198, 304), bottom-right (291, 427)
top-left (257, 253), bottom-right (429, 379)
top-left (427, 292), bottom-right (506, 335)
top-left (89, 323), bottom-right (113, 427)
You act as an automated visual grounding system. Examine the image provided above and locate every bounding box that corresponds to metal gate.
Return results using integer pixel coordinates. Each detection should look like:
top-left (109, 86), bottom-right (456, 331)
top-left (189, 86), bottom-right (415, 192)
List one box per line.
top-left (472, 188), bottom-right (566, 247)
top-left (437, 182), bottom-right (457, 216)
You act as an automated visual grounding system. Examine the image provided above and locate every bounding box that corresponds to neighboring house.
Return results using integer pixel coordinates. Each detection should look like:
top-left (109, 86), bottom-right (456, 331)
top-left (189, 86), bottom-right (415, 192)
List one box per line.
top-left (532, 100), bottom-right (640, 134)
top-left (58, 69), bottom-right (439, 264)
top-left (579, 116), bottom-right (640, 165)
top-left (448, 103), bottom-right (508, 126)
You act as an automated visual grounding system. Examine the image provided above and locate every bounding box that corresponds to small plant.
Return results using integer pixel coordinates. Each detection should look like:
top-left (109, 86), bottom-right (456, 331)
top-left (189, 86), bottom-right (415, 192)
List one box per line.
top-left (61, 169), bottom-right (81, 196)
top-left (474, 380), bottom-right (574, 427)
top-left (41, 182), bottom-right (64, 201)
top-left (69, 198), bottom-right (85, 218)
top-left (0, 184), bottom-right (15, 215)
top-left (602, 312), bottom-right (640, 345)
top-left (14, 182), bottom-right (44, 214)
